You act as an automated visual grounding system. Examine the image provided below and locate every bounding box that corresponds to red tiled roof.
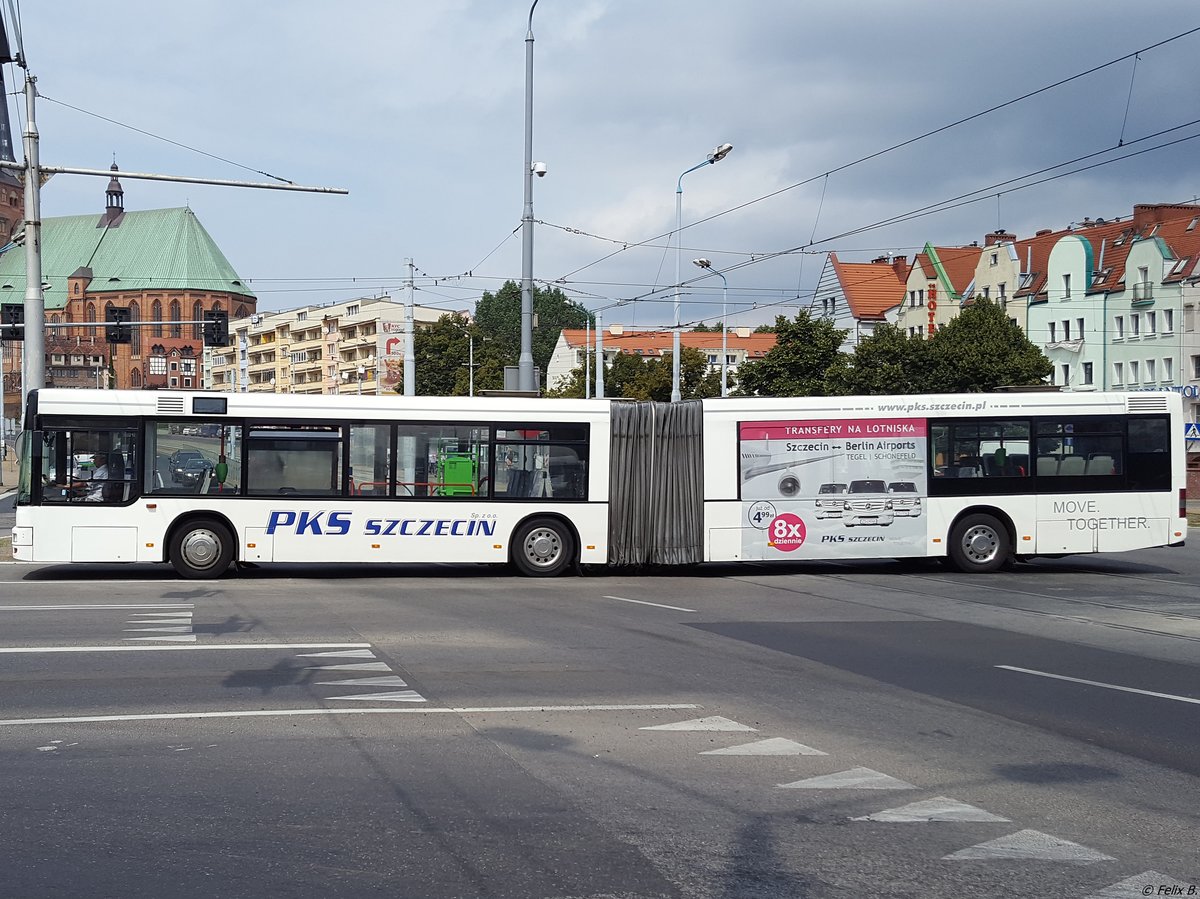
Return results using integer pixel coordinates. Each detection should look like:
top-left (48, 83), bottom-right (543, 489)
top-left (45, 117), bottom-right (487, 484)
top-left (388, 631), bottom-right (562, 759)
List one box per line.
top-left (929, 246), bottom-right (983, 297)
top-left (829, 252), bottom-right (909, 321)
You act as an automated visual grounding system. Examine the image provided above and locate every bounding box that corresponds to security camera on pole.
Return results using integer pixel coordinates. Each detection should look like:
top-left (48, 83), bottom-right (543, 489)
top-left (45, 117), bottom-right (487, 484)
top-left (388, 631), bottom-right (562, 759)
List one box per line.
top-left (671, 143), bottom-right (732, 402)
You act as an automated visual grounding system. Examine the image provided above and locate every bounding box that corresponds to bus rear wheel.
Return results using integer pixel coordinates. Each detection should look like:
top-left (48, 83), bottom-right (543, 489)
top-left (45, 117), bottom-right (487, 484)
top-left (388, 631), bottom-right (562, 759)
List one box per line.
top-left (512, 517), bottom-right (575, 577)
top-left (169, 518), bottom-right (234, 579)
top-left (947, 513), bottom-right (1009, 573)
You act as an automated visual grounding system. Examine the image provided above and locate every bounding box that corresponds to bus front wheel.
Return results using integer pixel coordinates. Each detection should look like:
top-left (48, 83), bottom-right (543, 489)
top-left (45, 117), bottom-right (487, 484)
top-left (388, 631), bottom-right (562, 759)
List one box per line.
top-left (169, 518), bottom-right (234, 579)
top-left (947, 513), bottom-right (1009, 573)
top-left (512, 517), bottom-right (575, 577)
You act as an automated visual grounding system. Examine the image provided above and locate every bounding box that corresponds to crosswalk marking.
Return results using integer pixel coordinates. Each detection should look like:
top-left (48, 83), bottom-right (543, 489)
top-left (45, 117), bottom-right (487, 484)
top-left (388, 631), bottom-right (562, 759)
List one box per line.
top-left (329, 690), bottom-right (427, 702)
top-left (315, 676), bottom-right (409, 688)
top-left (303, 662), bottom-right (391, 672)
top-left (944, 829), bottom-right (1115, 864)
top-left (296, 649), bottom-right (378, 659)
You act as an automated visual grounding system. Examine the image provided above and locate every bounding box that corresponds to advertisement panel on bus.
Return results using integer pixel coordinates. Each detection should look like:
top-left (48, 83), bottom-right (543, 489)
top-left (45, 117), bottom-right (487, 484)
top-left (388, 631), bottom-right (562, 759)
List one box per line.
top-left (739, 418), bottom-right (928, 559)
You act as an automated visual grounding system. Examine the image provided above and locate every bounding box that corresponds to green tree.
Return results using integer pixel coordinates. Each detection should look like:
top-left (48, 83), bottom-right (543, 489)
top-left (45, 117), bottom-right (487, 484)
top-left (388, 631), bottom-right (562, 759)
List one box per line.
top-left (550, 346), bottom-right (722, 400)
top-left (735, 312), bottom-right (847, 397)
top-left (925, 299), bottom-right (1051, 391)
top-left (753, 323), bottom-right (777, 333)
top-left (473, 280), bottom-right (593, 382)
top-left (829, 323), bottom-right (931, 395)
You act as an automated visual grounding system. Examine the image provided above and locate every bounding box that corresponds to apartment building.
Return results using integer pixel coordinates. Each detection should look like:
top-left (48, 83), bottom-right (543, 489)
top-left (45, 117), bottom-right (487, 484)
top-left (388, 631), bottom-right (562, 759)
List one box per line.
top-left (811, 252), bottom-right (910, 351)
top-left (895, 244), bottom-right (982, 338)
top-left (208, 296), bottom-right (452, 395)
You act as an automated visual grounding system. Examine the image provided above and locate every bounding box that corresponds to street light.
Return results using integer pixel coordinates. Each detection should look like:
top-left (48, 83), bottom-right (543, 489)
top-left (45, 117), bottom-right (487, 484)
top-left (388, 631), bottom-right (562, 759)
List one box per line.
top-left (693, 258), bottom-right (729, 397)
top-left (672, 143), bottom-right (733, 402)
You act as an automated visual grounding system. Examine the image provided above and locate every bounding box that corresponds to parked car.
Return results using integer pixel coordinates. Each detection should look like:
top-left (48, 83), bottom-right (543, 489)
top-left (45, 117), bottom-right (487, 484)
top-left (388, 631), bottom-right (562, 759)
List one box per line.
top-left (887, 481), bottom-right (922, 517)
top-left (169, 450), bottom-right (206, 483)
top-left (814, 482), bottom-right (848, 519)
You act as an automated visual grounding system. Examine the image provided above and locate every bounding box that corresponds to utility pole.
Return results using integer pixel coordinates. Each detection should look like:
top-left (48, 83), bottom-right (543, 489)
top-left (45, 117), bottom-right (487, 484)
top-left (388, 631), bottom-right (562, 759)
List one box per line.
top-left (584, 318), bottom-right (590, 399)
top-left (518, 0), bottom-right (539, 394)
top-left (404, 258), bottom-right (415, 396)
top-left (595, 312), bottom-right (604, 399)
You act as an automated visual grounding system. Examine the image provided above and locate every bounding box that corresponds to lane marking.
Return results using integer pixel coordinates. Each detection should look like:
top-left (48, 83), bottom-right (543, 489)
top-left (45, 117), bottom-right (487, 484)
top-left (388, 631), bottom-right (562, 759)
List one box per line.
top-left (778, 768), bottom-right (916, 790)
top-left (944, 829), bottom-right (1115, 865)
top-left (0, 643), bottom-right (372, 654)
top-left (124, 626), bottom-right (193, 633)
top-left (296, 649), bottom-right (377, 659)
top-left (997, 665), bottom-right (1200, 706)
top-left (0, 604), bottom-right (195, 612)
top-left (603, 595), bottom-right (697, 613)
top-left (641, 715), bottom-right (755, 732)
top-left (0, 703), bottom-right (702, 727)
top-left (852, 797), bottom-right (1010, 823)
top-left (126, 635), bottom-right (197, 643)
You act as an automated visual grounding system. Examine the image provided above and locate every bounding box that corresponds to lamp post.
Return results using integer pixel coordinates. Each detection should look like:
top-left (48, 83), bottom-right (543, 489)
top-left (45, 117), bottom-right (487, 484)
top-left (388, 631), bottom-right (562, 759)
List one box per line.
top-left (672, 143), bottom-right (732, 402)
top-left (466, 335), bottom-right (491, 397)
top-left (693, 258), bottom-right (729, 397)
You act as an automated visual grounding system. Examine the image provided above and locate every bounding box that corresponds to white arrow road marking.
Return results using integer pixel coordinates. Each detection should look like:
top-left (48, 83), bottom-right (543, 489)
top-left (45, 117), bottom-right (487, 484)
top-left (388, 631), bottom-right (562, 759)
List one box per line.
top-left (641, 716), bottom-right (756, 732)
top-left (852, 797), bottom-right (1010, 823)
top-left (944, 829), bottom-right (1115, 864)
top-left (329, 691), bottom-right (427, 702)
top-left (778, 767), bottom-right (916, 790)
top-left (124, 626), bottom-right (194, 633)
top-left (1086, 872), bottom-right (1193, 898)
top-left (124, 620), bottom-right (195, 626)
top-left (303, 662), bottom-right (391, 672)
top-left (296, 649), bottom-right (377, 659)
top-left (700, 737), bottom-right (826, 756)
top-left (315, 676), bottom-right (408, 687)
top-left (602, 595), bottom-right (697, 613)
top-left (126, 635), bottom-right (198, 642)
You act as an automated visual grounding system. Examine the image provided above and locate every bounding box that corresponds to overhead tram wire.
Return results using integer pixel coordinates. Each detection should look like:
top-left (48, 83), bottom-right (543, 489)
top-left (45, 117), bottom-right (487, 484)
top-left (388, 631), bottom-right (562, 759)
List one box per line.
top-left (553, 24), bottom-right (1200, 285)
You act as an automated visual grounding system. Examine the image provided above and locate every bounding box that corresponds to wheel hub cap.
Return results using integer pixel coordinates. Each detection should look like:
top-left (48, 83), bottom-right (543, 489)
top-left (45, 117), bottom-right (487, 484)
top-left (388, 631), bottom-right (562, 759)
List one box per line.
top-left (182, 530), bottom-right (219, 570)
top-left (525, 529), bottom-right (561, 567)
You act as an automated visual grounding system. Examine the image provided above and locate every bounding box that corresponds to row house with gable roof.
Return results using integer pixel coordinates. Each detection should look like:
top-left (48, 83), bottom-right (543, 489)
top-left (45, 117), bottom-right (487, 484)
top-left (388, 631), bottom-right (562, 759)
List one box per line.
top-left (1027, 203), bottom-right (1200, 431)
top-left (811, 252), bottom-right (910, 352)
top-left (894, 244), bottom-right (981, 338)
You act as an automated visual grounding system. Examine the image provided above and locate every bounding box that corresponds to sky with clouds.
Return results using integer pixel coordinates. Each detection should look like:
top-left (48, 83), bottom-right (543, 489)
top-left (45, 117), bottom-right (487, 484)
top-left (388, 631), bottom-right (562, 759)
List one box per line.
top-left (7, 1), bottom-right (1200, 331)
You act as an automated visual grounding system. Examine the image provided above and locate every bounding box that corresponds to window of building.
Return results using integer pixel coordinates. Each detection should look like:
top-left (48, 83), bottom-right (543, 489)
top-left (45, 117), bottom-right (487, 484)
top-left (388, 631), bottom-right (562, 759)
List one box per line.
top-left (1115, 315), bottom-right (1125, 339)
top-left (1164, 309), bottom-right (1174, 333)
top-left (149, 356), bottom-right (167, 376)
top-left (1082, 362), bottom-right (1093, 385)
top-left (1129, 360), bottom-right (1140, 383)
top-left (998, 282), bottom-right (1006, 300)
top-left (181, 359), bottom-right (196, 375)
top-left (1146, 359), bottom-right (1156, 382)
top-left (169, 377), bottom-right (178, 387)
top-left (1049, 322), bottom-right (1057, 342)
top-left (1060, 363), bottom-right (1070, 386)
top-left (151, 300), bottom-right (163, 337)
top-left (346, 304), bottom-right (359, 317)
top-left (1114, 362), bottom-right (1124, 385)
top-left (1163, 357), bottom-right (1173, 381)
top-left (1061, 320), bottom-right (1071, 340)
top-left (1130, 313), bottom-right (1140, 337)
top-left (183, 378), bottom-right (192, 388)
top-left (1076, 318), bottom-right (1085, 338)
top-left (296, 311), bottom-right (307, 321)
top-left (918, 289), bottom-right (924, 305)
top-left (169, 300), bottom-right (182, 339)
top-left (1062, 273), bottom-right (1071, 300)
top-left (981, 286), bottom-right (990, 299)
top-left (1147, 311), bottom-right (1157, 335)
top-left (193, 301), bottom-right (204, 340)
top-left (170, 361), bottom-right (178, 372)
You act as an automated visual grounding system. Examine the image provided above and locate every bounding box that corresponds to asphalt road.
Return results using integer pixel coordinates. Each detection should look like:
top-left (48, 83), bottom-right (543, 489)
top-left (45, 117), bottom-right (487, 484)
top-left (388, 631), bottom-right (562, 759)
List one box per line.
top-left (0, 548), bottom-right (1197, 898)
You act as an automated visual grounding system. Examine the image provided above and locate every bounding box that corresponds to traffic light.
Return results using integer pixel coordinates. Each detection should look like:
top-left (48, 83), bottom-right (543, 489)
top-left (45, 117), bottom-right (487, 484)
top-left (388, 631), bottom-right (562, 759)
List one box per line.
top-left (203, 310), bottom-right (229, 347)
top-left (0, 303), bottom-right (23, 341)
top-left (105, 306), bottom-right (131, 343)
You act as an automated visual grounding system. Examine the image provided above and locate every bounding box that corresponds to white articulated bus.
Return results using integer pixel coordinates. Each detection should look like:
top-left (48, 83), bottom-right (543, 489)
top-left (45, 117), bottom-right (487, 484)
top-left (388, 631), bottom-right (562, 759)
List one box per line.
top-left (11, 388), bottom-right (1186, 578)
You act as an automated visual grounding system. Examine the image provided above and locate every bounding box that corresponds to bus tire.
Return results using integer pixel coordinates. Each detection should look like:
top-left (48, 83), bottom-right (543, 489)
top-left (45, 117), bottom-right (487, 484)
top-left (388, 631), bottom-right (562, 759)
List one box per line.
top-left (169, 517), bottom-right (235, 579)
top-left (947, 513), bottom-right (1009, 573)
top-left (512, 517), bottom-right (575, 578)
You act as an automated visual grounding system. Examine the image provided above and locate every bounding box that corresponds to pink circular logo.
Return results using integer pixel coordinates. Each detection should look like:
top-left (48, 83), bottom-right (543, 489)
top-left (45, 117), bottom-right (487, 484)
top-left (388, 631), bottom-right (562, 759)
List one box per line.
top-left (768, 513), bottom-right (806, 552)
